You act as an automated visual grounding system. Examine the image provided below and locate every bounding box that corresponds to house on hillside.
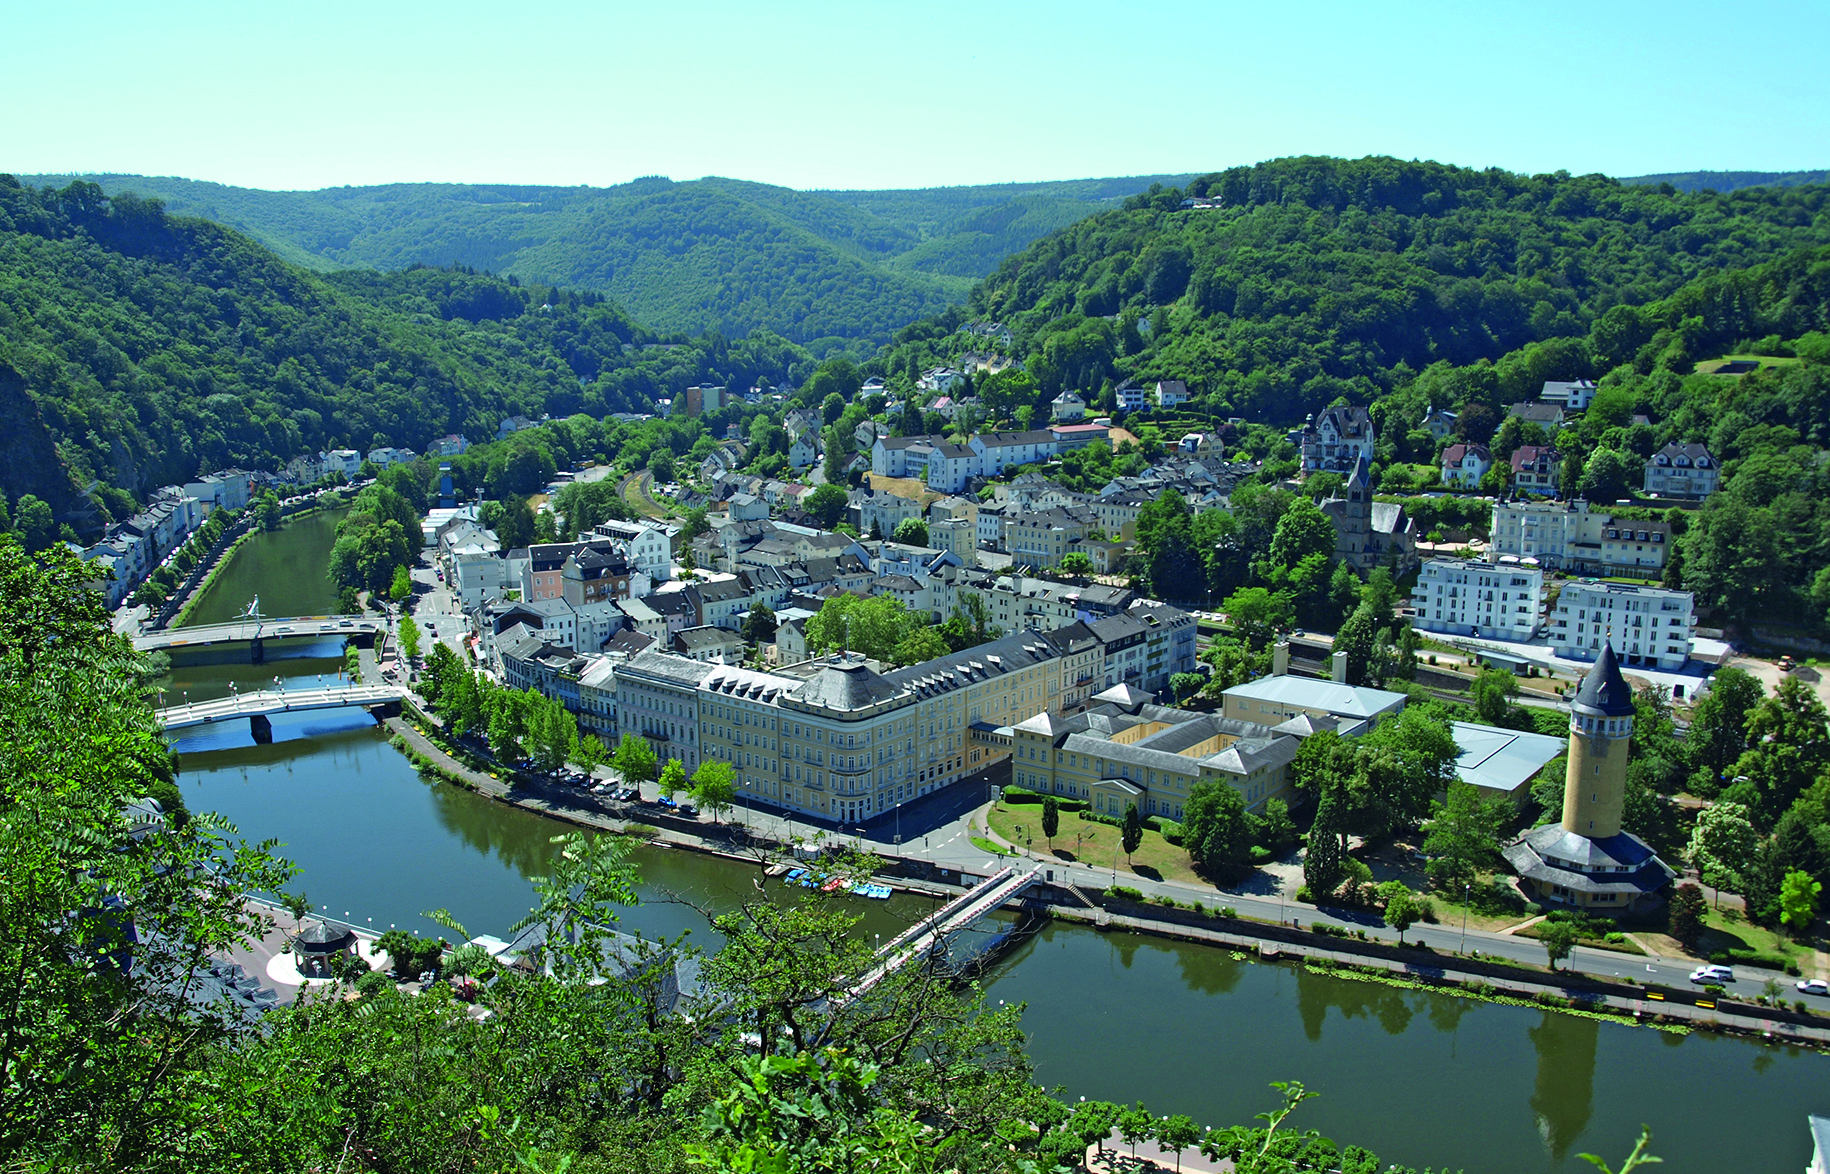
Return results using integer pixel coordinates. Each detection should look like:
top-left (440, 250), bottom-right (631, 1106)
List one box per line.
top-left (1051, 391), bottom-right (1087, 422)
top-left (1441, 442), bottom-right (1492, 488)
top-left (1643, 442), bottom-right (1718, 499)
top-left (1154, 380), bottom-right (1190, 408)
top-left (1300, 406), bottom-right (1375, 473)
top-left (1510, 444), bottom-right (1561, 496)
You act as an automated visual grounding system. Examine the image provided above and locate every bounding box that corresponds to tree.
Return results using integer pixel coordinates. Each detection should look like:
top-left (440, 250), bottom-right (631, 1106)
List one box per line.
top-left (1539, 919), bottom-right (1581, 971)
top-left (492, 494), bottom-right (537, 551)
top-left (1352, 708), bottom-right (1462, 835)
top-left (1059, 551), bottom-right (1094, 576)
top-left (1575, 447), bottom-right (1634, 502)
top-left (1730, 677), bottom-right (1830, 825)
top-left (1157, 1114), bottom-right (1200, 1172)
top-left (1332, 604), bottom-right (1375, 686)
top-left (389, 563), bottom-right (413, 602)
top-left (1263, 494), bottom-right (1335, 577)
top-left (1472, 667), bottom-right (1527, 729)
top-left (13, 495), bottom-right (57, 552)
top-left (1377, 881), bottom-right (1419, 944)
top-left (255, 490), bottom-right (283, 531)
top-left (1422, 782), bottom-right (1505, 889)
top-left (1181, 781), bottom-right (1252, 873)
top-left (1067, 1100), bottom-right (1123, 1165)
top-left (1117, 1102), bottom-right (1154, 1162)
top-left (612, 732), bottom-right (658, 787)
top-left (1685, 666), bottom-right (1762, 785)
top-left (1041, 796), bottom-right (1059, 849)
top-left (692, 759), bottom-right (737, 821)
top-left (1686, 801), bottom-right (1758, 906)
top-left (1667, 882), bottom-right (1707, 949)
top-left (658, 757), bottom-right (688, 801)
top-left (741, 601), bottom-right (777, 644)
top-left (571, 732), bottom-right (607, 777)
top-left (1221, 586), bottom-right (1294, 650)
top-left (1779, 869), bottom-right (1821, 936)
top-left (1304, 780), bottom-right (1349, 899)
top-left (527, 693), bottom-right (579, 774)
top-left (397, 614), bottom-right (421, 662)
top-left (1168, 671), bottom-right (1204, 702)
top-left (805, 594), bottom-right (914, 663)
top-left (805, 483), bottom-right (849, 529)
top-left (891, 517), bottom-right (929, 547)
top-left (1121, 802), bottom-right (1143, 863)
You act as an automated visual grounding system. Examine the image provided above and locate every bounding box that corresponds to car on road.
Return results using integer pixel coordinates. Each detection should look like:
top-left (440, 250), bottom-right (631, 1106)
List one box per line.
top-left (1797, 978), bottom-right (1829, 997)
top-left (1689, 965), bottom-right (1735, 984)
top-left (678, 803), bottom-right (698, 817)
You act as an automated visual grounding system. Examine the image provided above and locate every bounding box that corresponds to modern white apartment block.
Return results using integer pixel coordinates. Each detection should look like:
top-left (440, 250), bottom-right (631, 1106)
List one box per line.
top-left (1412, 558), bottom-right (1543, 642)
top-left (1549, 581), bottom-right (1694, 670)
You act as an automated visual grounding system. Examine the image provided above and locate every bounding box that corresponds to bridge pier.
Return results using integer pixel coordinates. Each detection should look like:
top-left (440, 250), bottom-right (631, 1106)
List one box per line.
top-left (250, 713), bottom-right (274, 744)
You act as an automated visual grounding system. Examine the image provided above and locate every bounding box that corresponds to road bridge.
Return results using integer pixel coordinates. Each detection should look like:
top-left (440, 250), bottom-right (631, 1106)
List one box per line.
top-left (155, 684), bottom-right (404, 737)
top-left (845, 866), bottom-right (1043, 999)
top-left (136, 617), bottom-right (385, 662)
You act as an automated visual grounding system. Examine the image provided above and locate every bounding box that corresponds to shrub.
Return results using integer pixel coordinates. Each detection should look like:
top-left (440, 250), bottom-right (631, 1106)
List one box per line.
top-left (1249, 845), bottom-right (1274, 865)
top-left (1106, 884), bottom-right (1144, 901)
top-left (1154, 894), bottom-right (1177, 907)
top-left (1797, 1000), bottom-right (1810, 1013)
top-left (1219, 906), bottom-right (1237, 919)
top-left (1294, 885), bottom-right (1314, 904)
top-left (355, 970), bottom-right (390, 997)
top-left (1721, 949), bottom-right (1793, 971)
top-left (1415, 896), bottom-right (1437, 923)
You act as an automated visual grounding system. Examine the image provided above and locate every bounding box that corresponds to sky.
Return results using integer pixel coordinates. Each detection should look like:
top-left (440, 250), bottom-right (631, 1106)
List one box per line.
top-left (6, 0), bottom-right (1828, 193)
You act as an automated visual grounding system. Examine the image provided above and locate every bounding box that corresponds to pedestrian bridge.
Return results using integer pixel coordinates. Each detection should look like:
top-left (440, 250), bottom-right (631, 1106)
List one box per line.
top-left (136, 617), bottom-right (386, 659)
top-left (155, 685), bottom-right (405, 731)
top-left (844, 865), bottom-right (1043, 1000)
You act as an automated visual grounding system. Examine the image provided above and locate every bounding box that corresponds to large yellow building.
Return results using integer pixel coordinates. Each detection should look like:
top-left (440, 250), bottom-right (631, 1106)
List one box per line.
top-left (691, 626), bottom-right (1105, 825)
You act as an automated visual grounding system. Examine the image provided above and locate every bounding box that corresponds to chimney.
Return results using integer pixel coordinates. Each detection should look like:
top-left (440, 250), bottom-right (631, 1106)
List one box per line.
top-left (1331, 650), bottom-right (1349, 683)
top-left (1272, 639), bottom-right (1290, 677)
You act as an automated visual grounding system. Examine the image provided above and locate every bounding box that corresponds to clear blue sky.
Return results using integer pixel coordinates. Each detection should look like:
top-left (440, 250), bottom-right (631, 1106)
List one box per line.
top-left (8, 0), bottom-right (1827, 192)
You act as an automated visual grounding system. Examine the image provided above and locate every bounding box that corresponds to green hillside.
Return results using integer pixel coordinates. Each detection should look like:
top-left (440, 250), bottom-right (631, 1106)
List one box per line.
top-left (0, 177), bottom-right (811, 529)
top-left (16, 172), bottom-right (1189, 344)
top-left (882, 156), bottom-right (1829, 422)
top-left (1620, 169), bottom-right (1830, 193)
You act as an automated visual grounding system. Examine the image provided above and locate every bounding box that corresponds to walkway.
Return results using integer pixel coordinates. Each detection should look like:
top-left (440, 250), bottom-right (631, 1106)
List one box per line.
top-left (136, 615), bottom-right (384, 653)
top-left (156, 684), bottom-right (402, 729)
top-left (848, 866), bottom-right (1042, 998)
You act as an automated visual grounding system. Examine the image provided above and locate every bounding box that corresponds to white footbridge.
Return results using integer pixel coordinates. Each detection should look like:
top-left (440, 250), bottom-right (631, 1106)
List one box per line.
top-left (155, 685), bottom-right (404, 730)
top-left (845, 865), bottom-right (1045, 1000)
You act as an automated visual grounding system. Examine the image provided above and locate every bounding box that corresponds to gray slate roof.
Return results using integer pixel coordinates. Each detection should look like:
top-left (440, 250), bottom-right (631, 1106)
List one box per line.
top-left (1572, 642), bottom-right (1636, 717)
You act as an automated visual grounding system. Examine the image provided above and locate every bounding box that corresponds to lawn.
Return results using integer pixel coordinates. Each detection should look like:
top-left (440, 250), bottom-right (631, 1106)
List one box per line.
top-left (986, 799), bottom-right (1209, 888)
top-left (1637, 904), bottom-right (1817, 966)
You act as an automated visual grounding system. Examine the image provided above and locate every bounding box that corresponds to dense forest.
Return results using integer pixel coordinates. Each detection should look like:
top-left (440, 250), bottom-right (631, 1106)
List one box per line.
top-left (21, 173), bottom-right (1191, 343)
top-left (895, 156), bottom-right (1830, 421)
top-left (1621, 169), bottom-right (1830, 193)
top-left (0, 177), bottom-right (815, 530)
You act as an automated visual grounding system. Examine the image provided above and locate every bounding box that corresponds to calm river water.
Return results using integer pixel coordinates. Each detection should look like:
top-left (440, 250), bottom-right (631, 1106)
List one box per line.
top-left (167, 519), bottom-right (1828, 1174)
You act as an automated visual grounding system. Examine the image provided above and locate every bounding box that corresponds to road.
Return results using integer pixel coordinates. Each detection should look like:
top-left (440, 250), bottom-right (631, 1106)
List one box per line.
top-left (403, 561), bottom-right (471, 664)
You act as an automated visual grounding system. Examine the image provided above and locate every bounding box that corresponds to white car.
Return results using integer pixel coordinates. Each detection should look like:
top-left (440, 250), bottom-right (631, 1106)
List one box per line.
top-left (1689, 965), bottom-right (1735, 984)
top-left (1797, 978), bottom-right (1829, 997)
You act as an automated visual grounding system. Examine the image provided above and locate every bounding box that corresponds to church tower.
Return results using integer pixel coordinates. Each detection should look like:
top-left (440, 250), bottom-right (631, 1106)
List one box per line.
top-left (1561, 641), bottom-right (1635, 838)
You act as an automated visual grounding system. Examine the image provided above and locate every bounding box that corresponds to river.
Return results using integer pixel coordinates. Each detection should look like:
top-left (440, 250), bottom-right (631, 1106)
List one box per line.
top-left (168, 518), bottom-right (1827, 1174)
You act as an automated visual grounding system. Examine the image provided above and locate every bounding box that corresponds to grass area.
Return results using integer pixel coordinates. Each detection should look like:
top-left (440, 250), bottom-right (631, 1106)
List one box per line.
top-left (1694, 353), bottom-right (1801, 374)
top-left (1515, 922), bottom-right (1647, 955)
top-left (1638, 905), bottom-right (1818, 967)
top-left (620, 472), bottom-right (668, 520)
top-left (969, 835), bottom-right (1016, 857)
top-left (987, 800), bottom-right (1207, 887)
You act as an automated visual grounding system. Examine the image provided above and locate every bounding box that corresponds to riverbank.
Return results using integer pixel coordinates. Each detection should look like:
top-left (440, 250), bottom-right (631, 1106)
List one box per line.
top-left (379, 701), bottom-right (1830, 1050)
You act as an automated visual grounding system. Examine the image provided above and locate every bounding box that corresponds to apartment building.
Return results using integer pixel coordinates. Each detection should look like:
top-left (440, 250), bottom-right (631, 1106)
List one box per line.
top-left (612, 650), bottom-right (715, 774)
top-left (1412, 559), bottom-right (1543, 641)
top-left (1549, 581), bottom-right (1694, 670)
top-left (1006, 507), bottom-right (1095, 569)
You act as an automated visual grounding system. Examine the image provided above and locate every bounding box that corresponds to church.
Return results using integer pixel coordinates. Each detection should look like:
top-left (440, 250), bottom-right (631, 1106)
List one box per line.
top-left (1503, 642), bottom-right (1677, 914)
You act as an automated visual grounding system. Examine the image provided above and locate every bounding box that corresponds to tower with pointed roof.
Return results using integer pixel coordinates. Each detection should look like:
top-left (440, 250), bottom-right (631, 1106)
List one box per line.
top-left (1502, 642), bottom-right (1676, 913)
top-left (1562, 641), bottom-right (1635, 838)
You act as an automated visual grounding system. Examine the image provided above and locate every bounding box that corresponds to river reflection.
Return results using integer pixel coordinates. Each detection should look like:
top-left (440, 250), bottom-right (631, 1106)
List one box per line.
top-left (1530, 1013), bottom-right (1597, 1161)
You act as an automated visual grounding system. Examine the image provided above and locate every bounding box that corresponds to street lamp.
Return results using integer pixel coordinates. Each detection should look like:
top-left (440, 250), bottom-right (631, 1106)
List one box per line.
top-left (1460, 881), bottom-right (1470, 954)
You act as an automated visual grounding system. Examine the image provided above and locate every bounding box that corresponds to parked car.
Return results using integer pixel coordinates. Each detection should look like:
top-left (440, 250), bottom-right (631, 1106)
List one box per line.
top-left (1797, 978), bottom-right (1829, 997)
top-left (1689, 965), bottom-right (1735, 984)
top-left (678, 803), bottom-right (698, 817)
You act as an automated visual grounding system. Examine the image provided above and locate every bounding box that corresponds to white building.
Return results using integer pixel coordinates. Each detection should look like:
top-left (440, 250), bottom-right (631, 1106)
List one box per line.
top-left (1115, 382), bottom-right (1148, 412)
top-left (1549, 581), bottom-right (1694, 670)
top-left (1440, 443), bottom-right (1491, 488)
top-left (1412, 558), bottom-right (1543, 642)
top-left (1154, 380), bottom-right (1190, 408)
top-left (594, 519), bottom-right (673, 582)
top-left (1540, 379), bottom-right (1598, 412)
top-left (321, 449), bottom-right (362, 478)
top-left (1643, 442), bottom-right (1719, 499)
top-left (1300, 406), bottom-right (1375, 473)
top-left (1489, 500), bottom-right (1672, 577)
top-left (1051, 391), bottom-right (1087, 422)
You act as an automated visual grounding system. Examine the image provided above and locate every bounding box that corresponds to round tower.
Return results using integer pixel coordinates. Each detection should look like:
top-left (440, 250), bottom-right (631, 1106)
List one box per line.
top-left (1561, 641), bottom-right (1635, 839)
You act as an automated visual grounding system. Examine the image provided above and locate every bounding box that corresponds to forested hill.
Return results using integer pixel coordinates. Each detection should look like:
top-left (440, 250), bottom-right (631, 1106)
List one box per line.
top-left (924, 156), bottom-right (1829, 421)
top-left (0, 177), bottom-right (812, 529)
top-left (17, 172), bottom-right (1191, 344)
top-left (1621, 169), bottom-right (1830, 193)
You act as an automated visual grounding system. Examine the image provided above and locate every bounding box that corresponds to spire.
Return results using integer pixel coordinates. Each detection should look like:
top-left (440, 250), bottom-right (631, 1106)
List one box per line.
top-left (1571, 641), bottom-right (1635, 718)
